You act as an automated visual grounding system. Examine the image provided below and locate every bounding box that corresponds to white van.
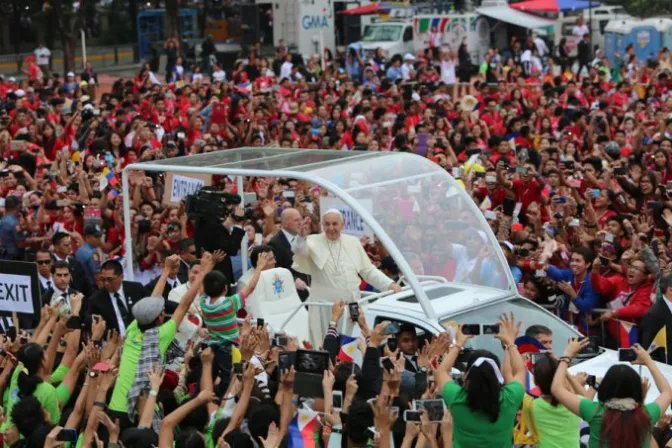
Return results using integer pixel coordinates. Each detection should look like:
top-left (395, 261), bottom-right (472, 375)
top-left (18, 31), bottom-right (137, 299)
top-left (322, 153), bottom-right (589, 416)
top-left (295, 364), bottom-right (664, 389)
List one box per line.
top-left (358, 19), bottom-right (415, 60)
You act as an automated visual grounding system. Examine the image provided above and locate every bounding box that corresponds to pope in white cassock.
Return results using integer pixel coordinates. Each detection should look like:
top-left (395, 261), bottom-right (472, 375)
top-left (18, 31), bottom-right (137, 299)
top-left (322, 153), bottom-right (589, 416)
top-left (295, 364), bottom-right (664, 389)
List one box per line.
top-left (292, 209), bottom-right (401, 343)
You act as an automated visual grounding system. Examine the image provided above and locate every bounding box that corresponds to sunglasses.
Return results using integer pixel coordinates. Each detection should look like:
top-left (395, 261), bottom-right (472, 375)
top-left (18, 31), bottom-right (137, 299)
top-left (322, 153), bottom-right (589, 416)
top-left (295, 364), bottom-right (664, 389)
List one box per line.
top-left (36, 260), bottom-right (52, 265)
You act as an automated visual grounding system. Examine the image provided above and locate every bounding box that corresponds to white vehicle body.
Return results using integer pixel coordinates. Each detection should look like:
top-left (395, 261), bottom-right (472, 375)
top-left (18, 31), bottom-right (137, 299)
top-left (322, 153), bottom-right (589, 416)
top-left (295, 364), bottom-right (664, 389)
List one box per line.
top-left (122, 148), bottom-right (672, 402)
top-left (359, 19), bottom-right (415, 60)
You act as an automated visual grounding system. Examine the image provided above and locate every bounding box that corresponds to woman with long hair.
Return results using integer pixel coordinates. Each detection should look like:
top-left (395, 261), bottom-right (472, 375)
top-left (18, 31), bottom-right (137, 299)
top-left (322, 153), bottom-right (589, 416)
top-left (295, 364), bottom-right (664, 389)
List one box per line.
top-left (522, 355), bottom-right (586, 447)
top-left (552, 339), bottom-right (672, 448)
top-left (437, 313), bottom-right (527, 447)
top-left (3, 343), bottom-right (62, 432)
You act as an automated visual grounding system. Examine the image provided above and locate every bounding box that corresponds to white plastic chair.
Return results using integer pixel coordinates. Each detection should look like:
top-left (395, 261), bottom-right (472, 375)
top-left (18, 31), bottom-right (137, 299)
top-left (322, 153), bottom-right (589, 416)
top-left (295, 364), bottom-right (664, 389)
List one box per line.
top-left (245, 268), bottom-right (310, 343)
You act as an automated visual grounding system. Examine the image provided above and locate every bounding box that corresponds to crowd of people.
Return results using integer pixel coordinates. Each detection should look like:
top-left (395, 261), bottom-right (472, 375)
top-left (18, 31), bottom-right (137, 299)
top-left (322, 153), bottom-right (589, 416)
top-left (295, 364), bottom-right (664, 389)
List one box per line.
top-left (2, 16), bottom-right (672, 446)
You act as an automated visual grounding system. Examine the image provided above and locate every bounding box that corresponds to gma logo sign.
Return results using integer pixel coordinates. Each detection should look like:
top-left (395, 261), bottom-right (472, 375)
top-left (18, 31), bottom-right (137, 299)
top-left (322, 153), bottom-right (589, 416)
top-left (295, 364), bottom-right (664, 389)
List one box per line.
top-left (302, 15), bottom-right (329, 29)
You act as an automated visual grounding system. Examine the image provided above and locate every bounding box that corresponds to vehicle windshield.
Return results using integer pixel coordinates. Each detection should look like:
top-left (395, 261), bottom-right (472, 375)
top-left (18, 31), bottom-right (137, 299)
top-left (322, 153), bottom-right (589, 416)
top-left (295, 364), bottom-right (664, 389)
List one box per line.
top-left (441, 298), bottom-right (581, 358)
top-left (361, 24), bottom-right (403, 42)
top-left (302, 152), bottom-right (515, 293)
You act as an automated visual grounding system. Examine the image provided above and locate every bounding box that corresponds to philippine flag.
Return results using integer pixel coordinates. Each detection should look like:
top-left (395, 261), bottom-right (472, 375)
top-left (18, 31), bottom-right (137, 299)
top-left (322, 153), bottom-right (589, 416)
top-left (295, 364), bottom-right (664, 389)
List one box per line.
top-left (526, 370), bottom-right (541, 397)
top-left (236, 82), bottom-right (252, 94)
top-left (338, 335), bottom-right (363, 365)
top-left (616, 320), bottom-right (639, 348)
top-left (288, 407), bottom-right (319, 448)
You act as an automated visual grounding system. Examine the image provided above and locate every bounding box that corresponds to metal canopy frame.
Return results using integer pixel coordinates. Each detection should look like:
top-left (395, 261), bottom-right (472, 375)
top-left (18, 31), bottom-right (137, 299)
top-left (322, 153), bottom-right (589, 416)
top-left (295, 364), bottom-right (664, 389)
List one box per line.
top-left (122, 148), bottom-right (515, 323)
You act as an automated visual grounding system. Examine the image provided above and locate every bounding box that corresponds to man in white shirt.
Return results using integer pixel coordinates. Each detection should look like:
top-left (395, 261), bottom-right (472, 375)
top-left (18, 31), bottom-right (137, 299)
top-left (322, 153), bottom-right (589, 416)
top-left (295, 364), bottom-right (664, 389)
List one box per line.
top-left (572, 17), bottom-right (590, 39)
top-left (34, 43), bottom-right (51, 78)
top-left (533, 33), bottom-right (549, 58)
top-left (168, 260), bottom-right (206, 347)
top-left (401, 54), bottom-right (415, 81)
top-left (212, 63), bottom-right (226, 82)
top-left (280, 54), bottom-right (294, 81)
top-left (45, 261), bottom-right (77, 310)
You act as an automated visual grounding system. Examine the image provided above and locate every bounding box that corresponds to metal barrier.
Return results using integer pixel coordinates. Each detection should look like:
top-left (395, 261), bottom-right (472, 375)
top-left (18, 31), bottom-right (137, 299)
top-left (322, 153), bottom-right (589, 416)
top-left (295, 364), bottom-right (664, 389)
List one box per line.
top-left (0, 45), bottom-right (136, 74)
top-left (540, 303), bottom-right (636, 348)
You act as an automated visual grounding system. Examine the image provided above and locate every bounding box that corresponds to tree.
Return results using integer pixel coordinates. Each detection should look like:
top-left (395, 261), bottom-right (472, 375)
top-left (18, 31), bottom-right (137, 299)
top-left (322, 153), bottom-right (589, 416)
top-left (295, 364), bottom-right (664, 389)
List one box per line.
top-left (43, 0), bottom-right (84, 74)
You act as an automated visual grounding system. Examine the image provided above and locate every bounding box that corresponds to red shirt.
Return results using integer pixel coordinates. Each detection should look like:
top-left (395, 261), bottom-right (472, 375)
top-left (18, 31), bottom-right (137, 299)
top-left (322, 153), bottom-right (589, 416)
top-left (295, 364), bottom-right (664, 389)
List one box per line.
top-left (511, 178), bottom-right (542, 213)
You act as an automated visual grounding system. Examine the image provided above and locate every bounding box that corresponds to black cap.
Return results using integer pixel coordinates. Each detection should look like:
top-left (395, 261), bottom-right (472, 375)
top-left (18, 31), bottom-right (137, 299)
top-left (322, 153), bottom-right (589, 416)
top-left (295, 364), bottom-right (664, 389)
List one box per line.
top-left (84, 223), bottom-right (103, 237)
top-left (4, 195), bottom-right (20, 209)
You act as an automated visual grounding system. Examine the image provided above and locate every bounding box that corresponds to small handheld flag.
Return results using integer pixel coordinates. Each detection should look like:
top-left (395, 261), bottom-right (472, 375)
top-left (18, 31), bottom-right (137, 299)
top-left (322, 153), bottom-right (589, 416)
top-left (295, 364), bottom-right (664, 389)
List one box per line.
top-left (648, 326), bottom-right (667, 356)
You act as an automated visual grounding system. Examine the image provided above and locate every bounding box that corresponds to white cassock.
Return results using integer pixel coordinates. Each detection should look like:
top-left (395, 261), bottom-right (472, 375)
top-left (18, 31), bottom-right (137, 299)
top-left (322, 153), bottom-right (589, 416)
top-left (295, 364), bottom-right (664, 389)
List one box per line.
top-left (292, 232), bottom-right (393, 345)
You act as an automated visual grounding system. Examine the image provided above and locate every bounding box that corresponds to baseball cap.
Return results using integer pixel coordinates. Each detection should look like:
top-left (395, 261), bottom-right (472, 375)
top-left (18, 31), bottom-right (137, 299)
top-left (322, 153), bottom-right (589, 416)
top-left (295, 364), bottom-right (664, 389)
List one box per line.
top-left (132, 296), bottom-right (165, 325)
top-left (84, 223), bottom-right (103, 237)
top-left (67, 72), bottom-right (75, 77)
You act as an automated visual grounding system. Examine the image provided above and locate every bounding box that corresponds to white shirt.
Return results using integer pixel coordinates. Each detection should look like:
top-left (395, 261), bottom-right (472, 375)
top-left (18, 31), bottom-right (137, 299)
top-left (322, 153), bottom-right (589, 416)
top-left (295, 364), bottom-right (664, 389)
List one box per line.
top-left (167, 276), bottom-right (181, 289)
top-left (401, 63), bottom-right (413, 81)
top-left (429, 32), bottom-right (441, 48)
top-left (109, 287), bottom-right (128, 336)
top-left (664, 296), bottom-right (672, 316)
top-left (533, 37), bottom-right (549, 57)
top-left (440, 59), bottom-right (456, 84)
top-left (212, 70), bottom-right (226, 82)
top-left (39, 274), bottom-right (53, 291)
top-left (34, 47), bottom-right (51, 65)
top-left (280, 61), bottom-right (293, 80)
top-left (282, 228), bottom-right (298, 245)
top-left (572, 24), bottom-right (590, 38)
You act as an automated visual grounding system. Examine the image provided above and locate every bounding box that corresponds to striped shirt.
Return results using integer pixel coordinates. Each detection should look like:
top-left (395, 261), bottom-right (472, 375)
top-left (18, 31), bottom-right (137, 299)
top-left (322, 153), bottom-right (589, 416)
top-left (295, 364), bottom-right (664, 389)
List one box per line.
top-left (199, 292), bottom-right (245, 344)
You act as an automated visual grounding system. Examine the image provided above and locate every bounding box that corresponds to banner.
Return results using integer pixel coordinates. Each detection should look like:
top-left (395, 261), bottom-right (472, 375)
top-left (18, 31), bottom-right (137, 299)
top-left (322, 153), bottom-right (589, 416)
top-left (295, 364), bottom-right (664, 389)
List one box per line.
top-left (319, 197), bottom-right (373, 239)
top-left (162, 172), bottom-right (212, 205)
top-left (0, 261), bottom-right (41, 322)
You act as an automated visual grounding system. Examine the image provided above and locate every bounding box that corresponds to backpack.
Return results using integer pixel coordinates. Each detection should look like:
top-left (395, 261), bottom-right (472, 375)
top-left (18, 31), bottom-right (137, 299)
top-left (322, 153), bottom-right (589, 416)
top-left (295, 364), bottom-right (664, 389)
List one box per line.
top-left (513, 395), bottom-right (539, 446)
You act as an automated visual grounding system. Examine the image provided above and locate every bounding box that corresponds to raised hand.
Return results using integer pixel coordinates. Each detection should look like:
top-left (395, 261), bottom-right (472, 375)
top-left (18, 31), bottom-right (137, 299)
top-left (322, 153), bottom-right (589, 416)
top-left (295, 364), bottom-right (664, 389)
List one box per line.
top-left (148, 365), bottom-right (165, 391)
top-left (495, 313), bottom-right (521, 347)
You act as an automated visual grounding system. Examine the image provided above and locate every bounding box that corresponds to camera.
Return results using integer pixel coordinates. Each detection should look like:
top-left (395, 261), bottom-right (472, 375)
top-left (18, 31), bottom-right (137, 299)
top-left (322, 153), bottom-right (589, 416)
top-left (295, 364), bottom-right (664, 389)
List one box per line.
top-left (185, 186), bottom-right (242, 221)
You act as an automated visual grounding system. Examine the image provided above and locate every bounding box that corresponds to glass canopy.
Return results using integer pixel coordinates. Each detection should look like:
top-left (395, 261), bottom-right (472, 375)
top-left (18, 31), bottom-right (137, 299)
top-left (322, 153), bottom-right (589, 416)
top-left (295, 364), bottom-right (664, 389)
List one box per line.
top-left (126, 148), bottom-right (515, 297)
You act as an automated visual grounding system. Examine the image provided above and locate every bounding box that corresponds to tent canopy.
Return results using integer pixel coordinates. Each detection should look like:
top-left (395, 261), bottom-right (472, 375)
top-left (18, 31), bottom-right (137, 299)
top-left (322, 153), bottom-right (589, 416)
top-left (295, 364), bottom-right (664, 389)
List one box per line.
top-left (476, 5), bottom-right (555, 30)
top-left (510, 0), bottom-right (600, 13)
top-left (341, 2), bottom-right (409, 15)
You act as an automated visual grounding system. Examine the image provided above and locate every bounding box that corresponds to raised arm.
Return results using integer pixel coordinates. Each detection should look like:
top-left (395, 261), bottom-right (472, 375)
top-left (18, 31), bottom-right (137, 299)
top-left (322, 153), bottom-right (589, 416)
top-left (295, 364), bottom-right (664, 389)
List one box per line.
top-left (437, 328), bottom-right (470, 392)
top-left (159, 388), bottom-right (216, 446)
top-left (138, 366), bottom-right (165, 428)
top-left (223, 363), bottom-right (256, 436)
top-left (241, 251), bottom-right (273, 297)
top-left (632, 344), bottom-right (672, 412)
top-left (496, 313), bottom-right (526, 385)
top-left (171, 250), bottom-right (224, 327)
top-left (551, 338), bottom-right (591, 416)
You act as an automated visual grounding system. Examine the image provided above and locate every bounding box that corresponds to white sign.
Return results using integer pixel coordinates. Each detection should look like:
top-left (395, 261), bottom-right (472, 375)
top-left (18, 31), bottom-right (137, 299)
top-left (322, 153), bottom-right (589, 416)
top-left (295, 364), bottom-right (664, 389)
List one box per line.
top-left (170, 174), bottom-right (206, 203)
top-left (0, 273), bottom-right (34, 314)
top-left (319, 197), bottom-right (373, 239)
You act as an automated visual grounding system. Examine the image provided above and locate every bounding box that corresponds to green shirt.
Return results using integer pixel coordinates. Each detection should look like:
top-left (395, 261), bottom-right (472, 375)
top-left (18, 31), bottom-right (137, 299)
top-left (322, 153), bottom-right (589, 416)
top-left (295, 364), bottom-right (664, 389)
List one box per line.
top-left (50, 363), bottom-right (70, 385)
top-left (1, 368), bottom-right (61, 431)
top-left (109, 319), bottom-right (177, 413)
top-left (442, 380), bottom-right (524, 448)
top-left (579, 399), bottom-right (661, 448)
top-left (524, 395), bottom-right (580, 448)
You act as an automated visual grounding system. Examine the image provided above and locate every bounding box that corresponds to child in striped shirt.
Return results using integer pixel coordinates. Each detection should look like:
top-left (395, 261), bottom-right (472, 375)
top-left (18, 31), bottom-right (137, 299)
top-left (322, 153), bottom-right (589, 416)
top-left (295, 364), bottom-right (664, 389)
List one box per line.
top-left (200, 251), bottom-right (274, 394)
